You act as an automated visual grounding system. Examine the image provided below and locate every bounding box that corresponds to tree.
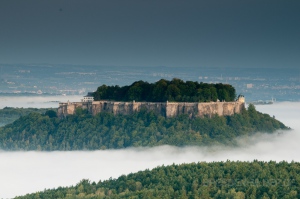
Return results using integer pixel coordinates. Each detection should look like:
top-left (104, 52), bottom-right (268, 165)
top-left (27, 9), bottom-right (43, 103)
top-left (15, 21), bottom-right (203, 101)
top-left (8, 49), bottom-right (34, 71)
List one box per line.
top-left (45, 110), bottom-right (57, 118)
top-left (166, 84), bottom-right (181, 101)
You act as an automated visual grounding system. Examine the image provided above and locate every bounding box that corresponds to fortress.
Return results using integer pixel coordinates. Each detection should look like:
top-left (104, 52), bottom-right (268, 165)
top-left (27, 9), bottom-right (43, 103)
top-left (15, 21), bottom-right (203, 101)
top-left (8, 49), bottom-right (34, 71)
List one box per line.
top-left (57, 94), bottom-right (245, 118)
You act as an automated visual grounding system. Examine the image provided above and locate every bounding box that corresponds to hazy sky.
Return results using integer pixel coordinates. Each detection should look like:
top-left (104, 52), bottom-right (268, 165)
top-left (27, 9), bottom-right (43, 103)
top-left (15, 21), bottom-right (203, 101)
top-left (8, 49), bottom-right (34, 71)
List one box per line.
top-left (0, 0), bottom-right (299, 68)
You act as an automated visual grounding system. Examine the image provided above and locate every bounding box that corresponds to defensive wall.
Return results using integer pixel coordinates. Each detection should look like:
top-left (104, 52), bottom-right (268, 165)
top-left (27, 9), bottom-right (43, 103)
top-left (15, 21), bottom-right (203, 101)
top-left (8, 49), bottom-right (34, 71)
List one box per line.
top-left (58, 98), bottom-right (245, 118)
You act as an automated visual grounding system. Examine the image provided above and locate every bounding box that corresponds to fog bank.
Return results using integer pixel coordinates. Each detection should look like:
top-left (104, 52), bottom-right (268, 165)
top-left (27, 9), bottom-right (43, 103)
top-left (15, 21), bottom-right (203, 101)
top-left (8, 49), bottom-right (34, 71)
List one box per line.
top-left (0, 102), bottom-right (299, 198)
top-left (0, 95), bottom-right (82, 109)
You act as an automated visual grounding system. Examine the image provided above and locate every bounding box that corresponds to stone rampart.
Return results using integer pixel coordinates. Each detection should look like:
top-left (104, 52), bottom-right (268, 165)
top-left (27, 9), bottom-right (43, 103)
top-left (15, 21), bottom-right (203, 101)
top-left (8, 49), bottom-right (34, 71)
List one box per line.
top-left (58, 100), bottom-right (245, 118)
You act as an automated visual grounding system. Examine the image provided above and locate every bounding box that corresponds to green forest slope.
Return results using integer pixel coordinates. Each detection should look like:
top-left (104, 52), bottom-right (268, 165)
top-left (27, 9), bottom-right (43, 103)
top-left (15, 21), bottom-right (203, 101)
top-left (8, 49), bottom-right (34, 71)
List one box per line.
top-left (0, 107), bottom-right (56, 127)
top-left (15, 161), bottom-right (300, 199)
top-left (0, 104), bottom-right (287, 151)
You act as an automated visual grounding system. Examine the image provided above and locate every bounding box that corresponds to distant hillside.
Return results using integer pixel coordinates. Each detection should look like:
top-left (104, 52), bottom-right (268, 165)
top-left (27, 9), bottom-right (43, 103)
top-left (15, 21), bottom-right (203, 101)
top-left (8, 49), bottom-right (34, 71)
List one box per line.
top-left (0, 104), bottom-right (287, 151)
top-left (15, 161), bottom-right (300, 198)
top-left (93, 78), bottom-right (236, 102)
top-left (0, 107), bottom-right (56, 127)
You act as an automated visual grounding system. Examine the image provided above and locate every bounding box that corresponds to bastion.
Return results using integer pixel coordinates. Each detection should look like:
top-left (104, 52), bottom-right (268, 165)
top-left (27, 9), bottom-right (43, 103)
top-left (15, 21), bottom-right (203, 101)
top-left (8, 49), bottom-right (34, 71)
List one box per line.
top-left (57, 95), bottom-right (245, 118)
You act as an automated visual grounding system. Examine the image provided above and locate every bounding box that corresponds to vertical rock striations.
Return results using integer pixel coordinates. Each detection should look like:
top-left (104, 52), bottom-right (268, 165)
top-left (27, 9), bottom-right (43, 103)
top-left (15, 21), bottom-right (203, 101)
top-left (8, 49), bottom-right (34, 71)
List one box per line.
top-left (58, 100), bottom-right (245, 118)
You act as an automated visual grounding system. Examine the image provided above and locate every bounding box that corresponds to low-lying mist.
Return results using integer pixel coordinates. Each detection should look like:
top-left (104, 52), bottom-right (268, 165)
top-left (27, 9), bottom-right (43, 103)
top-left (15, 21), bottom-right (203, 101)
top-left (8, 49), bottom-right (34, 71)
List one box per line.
top-left (0, 95), bottom-right (82, 109)
top-left (0, 102), bottom-right (299, 198)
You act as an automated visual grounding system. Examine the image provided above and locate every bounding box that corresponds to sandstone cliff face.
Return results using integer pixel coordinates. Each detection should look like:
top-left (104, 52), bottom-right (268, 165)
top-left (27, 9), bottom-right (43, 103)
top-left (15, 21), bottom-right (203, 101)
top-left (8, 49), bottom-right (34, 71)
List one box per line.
top-left (58, 100), bottom-right (244, 118)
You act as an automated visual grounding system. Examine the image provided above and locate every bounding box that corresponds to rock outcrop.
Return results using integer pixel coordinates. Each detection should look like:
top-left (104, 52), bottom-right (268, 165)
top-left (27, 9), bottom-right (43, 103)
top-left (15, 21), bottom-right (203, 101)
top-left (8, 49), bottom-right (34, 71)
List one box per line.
top-left (58, 99), bottom-right (245, 118)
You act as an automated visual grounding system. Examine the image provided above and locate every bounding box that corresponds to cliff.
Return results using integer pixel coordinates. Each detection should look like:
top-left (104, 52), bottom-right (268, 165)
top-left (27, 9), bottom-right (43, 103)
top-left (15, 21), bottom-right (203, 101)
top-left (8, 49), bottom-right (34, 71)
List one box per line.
top-left (58, 99), bottom-right (245, 118)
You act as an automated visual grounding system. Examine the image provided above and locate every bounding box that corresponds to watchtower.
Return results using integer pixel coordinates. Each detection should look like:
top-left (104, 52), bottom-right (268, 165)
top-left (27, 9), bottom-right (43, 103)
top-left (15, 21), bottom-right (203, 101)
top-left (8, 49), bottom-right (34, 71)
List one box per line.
top-left (237, 94), bottom-right (245, 103)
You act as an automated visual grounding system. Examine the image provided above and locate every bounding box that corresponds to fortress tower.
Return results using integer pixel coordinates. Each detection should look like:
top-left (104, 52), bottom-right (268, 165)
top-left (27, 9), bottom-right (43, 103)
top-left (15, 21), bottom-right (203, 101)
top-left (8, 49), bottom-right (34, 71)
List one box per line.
top-left (237, 94), bottom-right (245, 103)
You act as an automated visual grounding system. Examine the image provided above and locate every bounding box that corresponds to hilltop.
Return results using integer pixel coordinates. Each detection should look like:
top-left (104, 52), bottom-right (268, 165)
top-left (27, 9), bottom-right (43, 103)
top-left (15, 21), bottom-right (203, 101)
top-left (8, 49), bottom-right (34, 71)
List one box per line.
top-left (15, 161), bottom-right (300, 198)
top-left (0, 103), bottom-right (287, 151)
top-left (0, 80), bottom-right (289, 151)
top-left (58, 79), bottom-right (244, 118)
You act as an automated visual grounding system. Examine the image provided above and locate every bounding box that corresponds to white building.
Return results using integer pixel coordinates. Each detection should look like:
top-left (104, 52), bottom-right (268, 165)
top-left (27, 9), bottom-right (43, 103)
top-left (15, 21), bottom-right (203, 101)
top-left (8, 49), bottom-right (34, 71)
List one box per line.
top-left (81, 92), bottom-right (94, 102)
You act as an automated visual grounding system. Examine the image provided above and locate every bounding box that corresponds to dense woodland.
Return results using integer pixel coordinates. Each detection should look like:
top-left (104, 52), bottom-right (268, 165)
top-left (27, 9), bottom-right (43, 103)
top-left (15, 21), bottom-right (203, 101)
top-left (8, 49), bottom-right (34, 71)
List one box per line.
top-left (0, 104), bottom-right (287, 151)
top-left (93, 79), bottom-right (236, 102)
top-left (0, 107), bottom-right (55, 127)
top-left (15, 161), bottom-right (300, 199)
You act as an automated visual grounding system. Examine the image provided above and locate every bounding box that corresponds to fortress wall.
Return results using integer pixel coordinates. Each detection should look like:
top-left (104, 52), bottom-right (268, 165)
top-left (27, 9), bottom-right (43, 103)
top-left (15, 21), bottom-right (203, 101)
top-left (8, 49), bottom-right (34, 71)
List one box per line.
top-left (58, 102), bottom-right (84, 118)
top-left (57, 104), bottom-right (66, 117)
top-left (198, 103), bottom-right (218, 117)
top-left (235, 102), bottom-right (245, 114)
top-left (58, 100), bottom-right (244, 118)
top-left (140, 102), bottom-right (166, 116)
top-left (113, 102), bottom-right (135, 115)
top-left (166, 102), bottom-right (199, 118)
top-left (132, 101), bottom-right (140, 112)
top-left (181, 103), bottom-right (200, 117)
top-left (165, 103), bottom-right (177, 117)
top-left (90, 101), bottom-right (167, 116)
top-left (222, 102), bottom-right (237, 116)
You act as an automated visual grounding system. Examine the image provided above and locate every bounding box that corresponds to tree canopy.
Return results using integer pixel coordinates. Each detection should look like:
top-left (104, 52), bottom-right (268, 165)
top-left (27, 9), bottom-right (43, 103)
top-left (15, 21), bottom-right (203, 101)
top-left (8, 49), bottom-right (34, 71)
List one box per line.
top-left (93, 78), bottom-right (236, 102)
top-left (0, 107), bottom-right (56, 127)
top-left (15, 161), bottom-right (300, 198)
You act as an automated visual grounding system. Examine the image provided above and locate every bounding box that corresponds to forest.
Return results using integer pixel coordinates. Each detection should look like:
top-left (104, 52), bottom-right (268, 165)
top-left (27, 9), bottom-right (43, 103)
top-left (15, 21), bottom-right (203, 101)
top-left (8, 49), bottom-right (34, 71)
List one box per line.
top-left (0, 104), bottom-right (288, 151)
top-left (0, 107), bottom-right (55, 127)
top-left (93, 78), bottom-right (236, 102)
top-left (15, 160), bottom-right (300, 198)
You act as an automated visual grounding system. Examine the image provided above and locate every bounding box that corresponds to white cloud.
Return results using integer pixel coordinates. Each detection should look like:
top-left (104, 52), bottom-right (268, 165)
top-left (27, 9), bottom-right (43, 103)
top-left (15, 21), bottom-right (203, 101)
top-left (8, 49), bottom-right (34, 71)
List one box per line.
top-left (0, 102), bottom-right (299, 198)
